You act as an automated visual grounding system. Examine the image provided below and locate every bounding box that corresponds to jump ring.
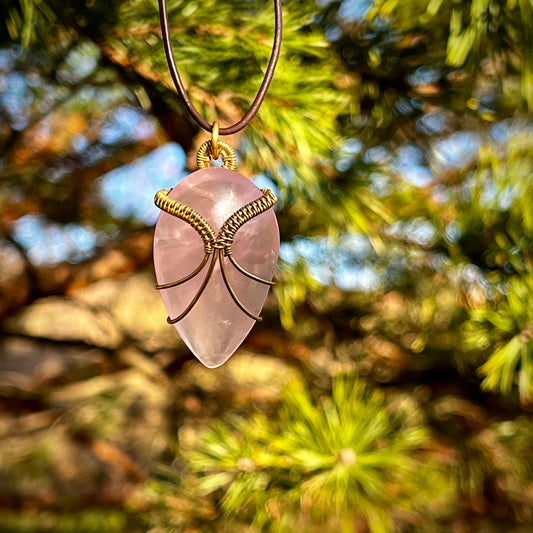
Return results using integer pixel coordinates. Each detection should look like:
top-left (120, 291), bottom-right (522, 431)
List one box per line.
top-left (211, 121), bottom-right (221, 159)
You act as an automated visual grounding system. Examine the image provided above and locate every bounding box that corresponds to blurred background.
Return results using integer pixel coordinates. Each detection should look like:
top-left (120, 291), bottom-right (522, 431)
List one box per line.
top-left (0, 0), bottom-right (533, 531)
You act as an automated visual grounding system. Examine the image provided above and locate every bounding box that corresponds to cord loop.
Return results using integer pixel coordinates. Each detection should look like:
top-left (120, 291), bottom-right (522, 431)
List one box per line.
top-left (158, 0), bottom-right (282, 135)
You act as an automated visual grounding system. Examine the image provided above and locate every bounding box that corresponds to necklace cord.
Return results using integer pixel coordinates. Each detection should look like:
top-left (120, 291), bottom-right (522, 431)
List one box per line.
top-left (158, 0), bottom-right (283, 136)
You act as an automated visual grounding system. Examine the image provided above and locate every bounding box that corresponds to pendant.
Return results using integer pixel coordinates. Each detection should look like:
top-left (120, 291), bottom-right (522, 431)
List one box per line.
top-left (153, 139), bottom-right (279, 368)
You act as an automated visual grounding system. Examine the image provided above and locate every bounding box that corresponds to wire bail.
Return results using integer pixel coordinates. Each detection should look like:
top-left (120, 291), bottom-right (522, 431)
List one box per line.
top-left (196, 139), bottom-right (237, 170)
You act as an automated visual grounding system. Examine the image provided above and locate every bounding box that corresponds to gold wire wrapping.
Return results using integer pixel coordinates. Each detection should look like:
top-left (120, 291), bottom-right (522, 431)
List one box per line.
top-left (197, 139), bottom-right (237, 170)
top-left (155, 188), bottom-right (276, 258)
top-left (154, 189), bottom-right (216, 254)
top-left (217, 189), bottom-right (277, 255)
top-left (154, 138), bottom-right (277, 323)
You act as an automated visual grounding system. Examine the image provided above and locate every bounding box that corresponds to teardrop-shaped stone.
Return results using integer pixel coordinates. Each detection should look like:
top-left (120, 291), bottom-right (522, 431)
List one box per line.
top-left (153, 167), bottom-right (279, 368)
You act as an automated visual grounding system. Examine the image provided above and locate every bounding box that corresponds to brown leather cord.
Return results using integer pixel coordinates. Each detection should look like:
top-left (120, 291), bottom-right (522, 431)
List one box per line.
top-left (158, 0), bottom-right (283, 135)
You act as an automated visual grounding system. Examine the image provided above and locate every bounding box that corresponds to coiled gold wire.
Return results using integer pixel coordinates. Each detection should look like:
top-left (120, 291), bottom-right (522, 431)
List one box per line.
top-left (154, 187), bottom-right (276, 256)
top-left (196, 139), bottom-right (237, 170)
top-left (154, 190), bottom-right (216, 254)
top-left (217, 189), bottom-right (277, 255)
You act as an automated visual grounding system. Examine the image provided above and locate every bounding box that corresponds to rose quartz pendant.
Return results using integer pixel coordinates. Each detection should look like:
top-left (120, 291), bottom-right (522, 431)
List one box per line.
top-left (153, 167), bottom-right (279, 368)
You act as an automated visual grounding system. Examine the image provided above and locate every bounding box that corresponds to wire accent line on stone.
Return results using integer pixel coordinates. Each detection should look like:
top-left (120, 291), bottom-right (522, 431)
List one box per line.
top-left (154, 187), bottom-right (277, 323)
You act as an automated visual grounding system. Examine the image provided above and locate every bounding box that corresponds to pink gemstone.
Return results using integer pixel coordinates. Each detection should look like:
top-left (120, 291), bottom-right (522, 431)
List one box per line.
top-left (153, 167), bottom-right (279, 368)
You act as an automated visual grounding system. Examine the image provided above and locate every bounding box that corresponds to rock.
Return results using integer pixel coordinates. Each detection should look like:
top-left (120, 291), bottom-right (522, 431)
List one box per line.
top-left (0, 336), bottom-right (106, 394)
top-left (4, 297), bottom-right (123, 348)
top-left (72, 273), bottom-right (181, 351)
top-left (182, 351), bottom-right (299, 404)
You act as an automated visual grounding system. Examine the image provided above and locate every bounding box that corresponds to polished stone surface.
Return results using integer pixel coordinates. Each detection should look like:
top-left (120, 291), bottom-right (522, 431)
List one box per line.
top-left (153, 167), bottom-right (279, 367)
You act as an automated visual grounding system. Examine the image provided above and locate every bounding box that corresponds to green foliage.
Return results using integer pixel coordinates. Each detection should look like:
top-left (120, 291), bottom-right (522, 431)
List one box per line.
top-left (274, 256), bottom-right (323, 329)
top-left (426, 128), bottom-right (533, 404)
top-left (1, 0), bottom-right (35, 46)
top-left (0, 510), bottom-right (135, 533)
top-left (446, 128), bottom-right (533, 266)
top-left (463, 274), bottom-right (533, 403)
top-left (178, 377), bottom-right (431, 532)
top-left (369, 0), bottom-right (533, 111)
